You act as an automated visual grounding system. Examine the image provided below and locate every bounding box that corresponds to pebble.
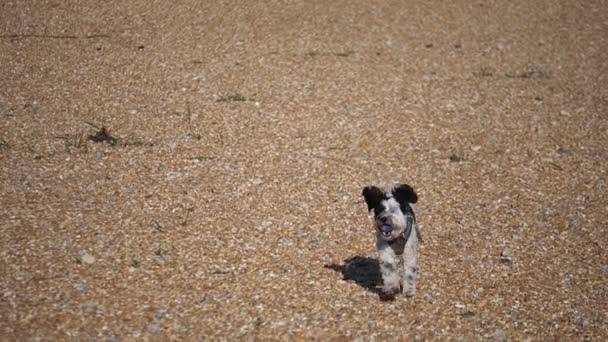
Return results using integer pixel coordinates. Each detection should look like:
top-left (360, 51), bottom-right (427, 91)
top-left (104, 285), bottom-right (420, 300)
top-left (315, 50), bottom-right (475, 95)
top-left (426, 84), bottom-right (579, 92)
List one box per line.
top-left (155, 307), bottom-right (167, 320)
top-left (489, 329), bottom-right (507, 342)
top-left (574, 315), bottom-right (590, 327)
top-left (322, 255), bottom-right (332, 266)
top-left (500, 248), bottom-right (512, 265)
top-left (166, 171), bottom-right (182, 180)
top-left (81, 303), bottom-right (103, 315)
top-left (148, 322), bottom-right (161, 334)
top-left (80, 252), bottom-right (96, 265)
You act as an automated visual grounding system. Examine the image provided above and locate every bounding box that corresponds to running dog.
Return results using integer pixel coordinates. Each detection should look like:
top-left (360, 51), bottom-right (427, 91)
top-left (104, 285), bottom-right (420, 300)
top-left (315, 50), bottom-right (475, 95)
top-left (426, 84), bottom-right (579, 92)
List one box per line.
top-left (362, 184), bottom-right (420, 299)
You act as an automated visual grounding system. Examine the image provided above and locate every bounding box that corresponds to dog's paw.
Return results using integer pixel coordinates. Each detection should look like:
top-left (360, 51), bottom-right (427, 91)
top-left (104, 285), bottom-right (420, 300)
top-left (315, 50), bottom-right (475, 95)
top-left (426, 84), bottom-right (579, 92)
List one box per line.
top-left (401, 286), bottom-right (416, 298)
top-left (379, 292), bottom-right (396, 301)
top-left (378, 284), bottom-right (401, 301)
top-left (403, 288), bottom-right (416, 298)
top-left (378, 288), bottom-right (399, 301)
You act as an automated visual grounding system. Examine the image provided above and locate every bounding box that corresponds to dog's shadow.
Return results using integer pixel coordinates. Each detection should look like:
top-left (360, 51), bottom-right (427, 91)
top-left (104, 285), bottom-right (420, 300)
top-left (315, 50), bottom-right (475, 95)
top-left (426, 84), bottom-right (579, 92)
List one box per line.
top-left (325, 256), bottom-right (395, 301)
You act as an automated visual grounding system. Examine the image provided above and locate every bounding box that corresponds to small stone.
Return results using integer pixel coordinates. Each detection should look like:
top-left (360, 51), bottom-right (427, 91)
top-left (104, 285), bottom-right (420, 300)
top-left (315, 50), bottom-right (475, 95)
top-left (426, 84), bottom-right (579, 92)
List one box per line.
top-left (166, 171), bottom-right (182, 180)
top-left (500, 248), bottom-right (512, 265)
top-left (460, 305), bottom-right (476, 317)
top-left (422, 292), bottom-right (432, 303)
top-left (81, 303), bottom-right (102, 315)
top-left (148, 322), bottom-right (161, 334)
top-left (322, 255), bottom-right (332, 266)
top-left (490, 329), bottom-right (507, 342)
top-left (79, 252), bottom-right (96, 265)
top-left (155, 307), bottom-right (167, 320)
top-left (574, 315), bottom-right (590, 327)
top-left (74, 282), bottom-right (88, 291)
top-left (175, 323), bottom-right (189, 335)
top-left (449, 154), bottom-right (463, 162)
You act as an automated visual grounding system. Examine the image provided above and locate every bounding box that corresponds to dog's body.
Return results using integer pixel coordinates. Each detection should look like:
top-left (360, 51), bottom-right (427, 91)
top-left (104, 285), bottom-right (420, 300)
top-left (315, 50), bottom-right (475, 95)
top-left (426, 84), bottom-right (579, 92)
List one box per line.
top-left (362, 184), bottom-right (420, 298)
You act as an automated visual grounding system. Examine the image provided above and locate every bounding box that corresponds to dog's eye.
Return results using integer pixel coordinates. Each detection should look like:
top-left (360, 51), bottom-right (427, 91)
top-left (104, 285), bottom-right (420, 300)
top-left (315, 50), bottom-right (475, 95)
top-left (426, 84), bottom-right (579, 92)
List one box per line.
top-left (373, 206), bottom-right (386, 216)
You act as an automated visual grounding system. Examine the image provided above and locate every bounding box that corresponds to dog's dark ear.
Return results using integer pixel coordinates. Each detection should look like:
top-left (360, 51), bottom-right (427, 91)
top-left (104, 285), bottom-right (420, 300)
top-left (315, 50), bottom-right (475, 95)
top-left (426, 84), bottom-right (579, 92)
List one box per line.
top-left (362, 186), bottom-right (383, 211)
top-left (392, 184), bottom-right (418, 204)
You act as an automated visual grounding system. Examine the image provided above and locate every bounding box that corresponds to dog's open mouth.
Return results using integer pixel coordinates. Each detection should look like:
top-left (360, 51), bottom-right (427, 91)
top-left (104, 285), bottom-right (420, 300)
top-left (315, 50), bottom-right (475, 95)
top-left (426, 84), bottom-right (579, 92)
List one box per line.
top-left (377, 224), bottom-right (393, 237)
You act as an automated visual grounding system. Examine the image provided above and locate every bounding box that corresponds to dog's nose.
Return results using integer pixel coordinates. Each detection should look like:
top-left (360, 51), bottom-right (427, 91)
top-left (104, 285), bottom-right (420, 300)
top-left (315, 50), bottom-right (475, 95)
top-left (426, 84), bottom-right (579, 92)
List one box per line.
top-left (379, 216), bottom-right (387, 223)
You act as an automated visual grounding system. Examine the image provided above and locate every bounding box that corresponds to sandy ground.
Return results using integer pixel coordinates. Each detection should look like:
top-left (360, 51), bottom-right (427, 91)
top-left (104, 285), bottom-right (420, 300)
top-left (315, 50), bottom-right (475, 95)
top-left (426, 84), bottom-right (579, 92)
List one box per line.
top-left (1, 0), bottom-right (607, 340)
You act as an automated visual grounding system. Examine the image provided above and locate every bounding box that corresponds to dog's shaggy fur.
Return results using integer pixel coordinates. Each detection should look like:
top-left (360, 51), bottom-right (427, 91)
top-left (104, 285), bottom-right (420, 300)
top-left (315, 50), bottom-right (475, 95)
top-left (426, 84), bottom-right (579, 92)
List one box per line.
top-left (362, 184), bottom-right (420, 299)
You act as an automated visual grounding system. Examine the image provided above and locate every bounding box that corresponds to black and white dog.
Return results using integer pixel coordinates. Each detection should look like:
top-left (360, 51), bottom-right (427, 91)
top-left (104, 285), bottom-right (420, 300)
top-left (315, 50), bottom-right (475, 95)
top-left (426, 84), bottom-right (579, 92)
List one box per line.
top-left (362, 184), bottom-right (420, 299)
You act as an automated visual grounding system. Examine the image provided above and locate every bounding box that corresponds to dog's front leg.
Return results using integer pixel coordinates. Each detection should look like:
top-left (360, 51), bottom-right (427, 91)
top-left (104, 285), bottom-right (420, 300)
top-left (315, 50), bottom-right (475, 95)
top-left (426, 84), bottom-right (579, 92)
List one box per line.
top-left (377, 244), bottom-right (400, 297)
top-left (401, 238), bottom-right (418, 297)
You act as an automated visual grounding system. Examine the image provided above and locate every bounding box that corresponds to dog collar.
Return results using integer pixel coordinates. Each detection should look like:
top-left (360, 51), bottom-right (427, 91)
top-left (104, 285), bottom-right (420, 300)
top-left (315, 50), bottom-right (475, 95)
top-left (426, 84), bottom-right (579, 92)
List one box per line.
top-left (387, 214), bottom-right (417, 255)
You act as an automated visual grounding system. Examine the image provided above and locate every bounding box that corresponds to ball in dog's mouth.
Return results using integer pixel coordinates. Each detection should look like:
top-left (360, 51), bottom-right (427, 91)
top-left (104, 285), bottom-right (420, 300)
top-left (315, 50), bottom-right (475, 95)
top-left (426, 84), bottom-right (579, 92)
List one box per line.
top-left (378, 224), bottom-right (393, 237)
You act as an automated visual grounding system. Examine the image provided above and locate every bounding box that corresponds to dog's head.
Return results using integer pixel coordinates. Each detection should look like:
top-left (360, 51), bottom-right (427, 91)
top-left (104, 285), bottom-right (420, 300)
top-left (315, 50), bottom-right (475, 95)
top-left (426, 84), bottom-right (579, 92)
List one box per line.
top-left (362, 184), bottom-right (417, 241)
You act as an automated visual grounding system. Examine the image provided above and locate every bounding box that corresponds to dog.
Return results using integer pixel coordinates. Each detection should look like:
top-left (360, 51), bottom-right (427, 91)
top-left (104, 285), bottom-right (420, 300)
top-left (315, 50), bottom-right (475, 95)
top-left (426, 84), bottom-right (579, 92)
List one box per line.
top-left (362, 183), bottom-right (420, 299)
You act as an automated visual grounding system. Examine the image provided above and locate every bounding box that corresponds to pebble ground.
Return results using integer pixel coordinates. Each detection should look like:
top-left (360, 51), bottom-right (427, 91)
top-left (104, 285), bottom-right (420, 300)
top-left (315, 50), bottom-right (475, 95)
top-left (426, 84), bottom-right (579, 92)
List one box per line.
top-left (1, 1), bottom-right (607, 340)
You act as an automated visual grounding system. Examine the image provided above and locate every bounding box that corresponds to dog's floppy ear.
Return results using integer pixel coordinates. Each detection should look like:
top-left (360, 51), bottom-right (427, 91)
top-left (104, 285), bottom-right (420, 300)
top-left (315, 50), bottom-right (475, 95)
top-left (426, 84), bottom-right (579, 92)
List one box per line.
top-left (392, 183), bottom-right (418, 204)
top-left (362, 186), bottom-right (383, 212)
